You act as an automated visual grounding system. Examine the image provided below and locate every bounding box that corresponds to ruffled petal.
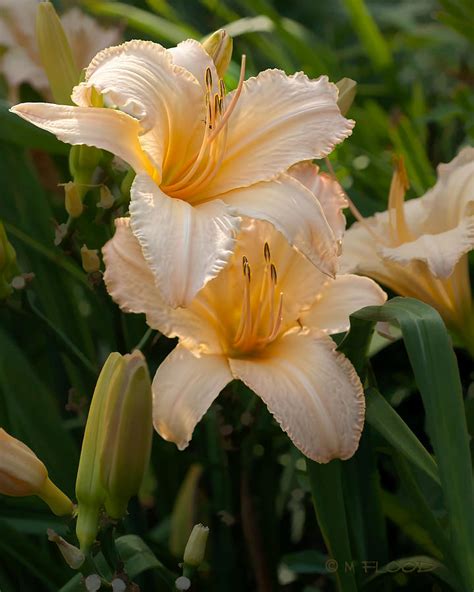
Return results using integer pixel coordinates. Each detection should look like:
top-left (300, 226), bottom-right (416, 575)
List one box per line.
top-left (103, 217), bottom-right (223, 354)
top-left (229, 328), bottom-right (364, 462)
top-left (72, 40), bottom-right (206, 181)
top-left (219, 174), bottom-right (338, 278)
top-left (168, 39), bottom-right (219, 93)
top-left (11, 102), bottom-right (152, 175)
top-left (300, 274), bottom-right (387, 334)
top-left (380, 216), bottom-right (474, 279)
top-left (288, 161), bottom-right (347, 242)
top-left (204, 70), bottom-right (354, 196)
top-left (152, 345), bottom-right (232, 450)
top-left (129, 173), bottom-right (241, 307)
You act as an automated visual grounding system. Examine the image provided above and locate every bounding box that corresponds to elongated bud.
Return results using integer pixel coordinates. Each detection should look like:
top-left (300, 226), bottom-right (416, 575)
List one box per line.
top-left (69, 145), bottom-right (102, 192)
top-left (36, 1), bottom-right (80, 104)
top-left (47, 529), bottom-right (85, 569)
top-left (80, 245), bottom-right (101, 274)
top-left (63, 182), bottom-right (83, 218)
top-left (0, 222), bottom-right (18, 299)
top-left (336, 78), bottom-right (357, 116)
top-left (183, 524), bottom-right (209, 567)
top-left (0, 429), bottom-right (73, 516)
top-left (100, 351), bottom-right (153, 519)
top-left (75, 353), bottom-right (123, 551)
top-left (202, 29), bottom-right (233, 79)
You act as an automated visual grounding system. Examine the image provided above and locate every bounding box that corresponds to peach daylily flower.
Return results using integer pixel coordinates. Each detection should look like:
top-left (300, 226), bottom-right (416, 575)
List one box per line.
top-left (0, 0), bottom-right (120, 100)
top-left (12, 39), bottom-right (354, 307)
top-left (341, 148), bottom-right (474, 352)
top-left (102, 214), bottom-right (386, 462)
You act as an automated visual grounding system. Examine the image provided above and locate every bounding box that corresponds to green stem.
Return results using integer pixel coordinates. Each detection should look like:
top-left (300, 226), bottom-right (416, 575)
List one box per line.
top-left (99, 525), bottom-right (121, 574)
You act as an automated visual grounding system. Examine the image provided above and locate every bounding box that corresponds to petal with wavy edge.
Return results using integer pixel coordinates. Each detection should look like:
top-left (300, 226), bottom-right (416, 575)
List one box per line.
top-left (381, 216), bottom-right (474, 279)
top-left (301, 274), bottom-right (387, 334)
top-left (204, 70), bottom-right (354, 196)
top-left (71, 40), bottom-right (205, 180)
top-left (168, 39), bottom-right (219, 93)
top-left (102, 218), bottom-right (222, 353)
top-left (10, 102), bottom-right (152, 175)
top-left (152, 345), bottom-right (232, 450)
top-left (129, 173), bottom-right (241, 308)
top-left (219, 174), bottom-right (338, 278)
top-left (229, 329), bottom-right (364, 462)
top-left (289, 161), bottom-right (347, 242)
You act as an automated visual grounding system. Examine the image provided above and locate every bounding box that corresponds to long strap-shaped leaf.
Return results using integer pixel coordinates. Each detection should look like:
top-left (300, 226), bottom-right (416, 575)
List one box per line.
top-left (353, 297), bottom-right (474, 591)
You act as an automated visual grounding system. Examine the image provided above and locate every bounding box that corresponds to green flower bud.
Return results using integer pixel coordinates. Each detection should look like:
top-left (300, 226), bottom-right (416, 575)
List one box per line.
top-left (201, 29), bottom-right (233, 79)
top-left (69, 145), bottom-right (102, 195)
top-left (0, 429), bottom-right (73, 516)
top-left (36, 1), bottom-right (80, 104)
top-left (100, 351), bottom-right (153, 519)
top-left (183, 524), bottom-right (209, 568)
top-left (336, 78), bottom-right (357, 116)
top-left (0, 221), bottom-right (19, 299)
top-left (75, 353), bottom-right (123, 551)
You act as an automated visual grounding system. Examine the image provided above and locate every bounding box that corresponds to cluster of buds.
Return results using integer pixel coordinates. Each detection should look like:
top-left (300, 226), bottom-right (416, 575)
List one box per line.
top-left (76, 351), bottom-right (153, 551)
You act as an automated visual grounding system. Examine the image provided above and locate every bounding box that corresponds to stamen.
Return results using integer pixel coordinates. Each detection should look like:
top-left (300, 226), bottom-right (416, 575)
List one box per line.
top-left (268, 292), bottom-right (284, 341)
top-left (208, 54), bottom-right (246, 142)
top-left (219, 79), bottom-right (226, 98)
top-left (214, 94), bottom-right (221, 118)
top-left (263, 242), bottom-right (271, 263)
top-left (270, 263), bottom-right (277, 285)
top-left (205, 67), bottom-right (213, 90)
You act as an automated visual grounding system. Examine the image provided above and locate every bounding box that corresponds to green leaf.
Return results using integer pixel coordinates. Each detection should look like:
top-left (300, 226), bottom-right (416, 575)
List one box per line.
top-left (353, 297), bottom-right (474, 591)
top-left (365, 387), bottom-right (440, 485)
top-left (307, 460), bottom-right (358, 592)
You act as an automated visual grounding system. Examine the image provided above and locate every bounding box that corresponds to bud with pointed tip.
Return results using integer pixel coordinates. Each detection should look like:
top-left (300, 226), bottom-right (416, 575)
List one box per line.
top-left (0, 429), bottom-right (73, 516)
top-left (47, 529), bottom-right (85, 569)
top-left (36, 1), bottom-right (80, 104)
top-left (100, 350), bottom-right (153, 519)
top-left (75, 352), bottom-right (123, 551)
top-left (80, 245), bottom-right (101, 274)
top-left (336, 78), bottom-right (357, 116)
top-left (183, 524), bottom-right (209, 567)
top-left (202, 29), bottom-right (233, 79)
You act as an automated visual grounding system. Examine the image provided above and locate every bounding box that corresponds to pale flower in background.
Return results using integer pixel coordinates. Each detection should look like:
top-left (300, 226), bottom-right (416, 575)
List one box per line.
top-left (0, 0), bottom-right (120, 100)
top-left (102, 216), bottom-right (386, 462)
top-left (341, 148), bottom-right (474, 354)
top-left (12, 38), bottom-right (354, 307)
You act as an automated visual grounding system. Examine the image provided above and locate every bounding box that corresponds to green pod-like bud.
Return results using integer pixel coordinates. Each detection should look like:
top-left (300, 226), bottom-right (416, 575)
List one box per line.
top-left (0, 221), bottom-right (19, 299)
top-left (36, 1), bottom-right (80, 104)
top-left (201, 29), bottom-right (233, 79)
top-left (183, 524), bottom-right (209, 568)
top-left (336, 78), bottom-right (357, 116)
top-left (100, 351), bottom-right (153, 519)
top-left (75, 352), bottom-right (123, 552)
top-left (69, 145), bottom-right (102, 196)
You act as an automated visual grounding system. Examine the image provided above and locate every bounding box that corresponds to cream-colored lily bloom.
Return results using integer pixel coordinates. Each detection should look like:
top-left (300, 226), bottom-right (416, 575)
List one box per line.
top-left (12, 39), bottom-right (354, 307)
top-left (103, 206), bottom-right (386, 462)
top-left (341, 148), bottom-right (474, 351)
top-left (0, 0), bottom-right (120, 99)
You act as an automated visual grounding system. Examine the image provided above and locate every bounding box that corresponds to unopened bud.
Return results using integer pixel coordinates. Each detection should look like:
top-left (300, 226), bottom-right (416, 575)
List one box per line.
top-left (336, 78), bottom-right (357, 116)
top-left (0, 429), bottom-right (73, 516)
top-left (64, 182), bottom-right (83, 218)
top-left (183, 524), bottom-right (209, 567)
top-left (80, 245), bottom-right (101, 274)
top-left (202, 29), bottom-right (233, 79)
top-left (100, 350), bottom-right (153, 519)
top-left (0, 221), bottom-right (18, 299)
top-left (98, 186), bottom-right (115, 209)
top-left (36, 1), bottom-right (80, 104)
top-left (47, 529), bottom-right (85, 569)
top-left (69, 145), bottom-right (102, 191)
top-left (75, 352), bottom-right (123, 551)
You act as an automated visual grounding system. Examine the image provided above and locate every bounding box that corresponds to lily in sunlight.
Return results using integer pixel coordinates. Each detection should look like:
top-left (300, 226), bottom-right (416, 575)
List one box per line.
top-left (102, 214), bottom-right (386, 462)
top-left (341, 148), bottom-right (474, 354)
top-left (12, 37), bottom-right (354, 307)
top-left (0, 0), bottom-right (120, 101)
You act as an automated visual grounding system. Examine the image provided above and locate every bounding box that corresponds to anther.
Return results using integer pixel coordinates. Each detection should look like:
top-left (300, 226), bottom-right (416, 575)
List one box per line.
top-left (219, 79), bottom-right (226, 98)
top-left (263, 242), bottom-right (271, 263)
top-left (205, 67), bottom-right (213, 89)
top-left (214, 94), bottom-right (221, 116)
top-left (270, 264), bottom-right (277, 285)
top-left (242, 256), bottom-right (248, 273)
